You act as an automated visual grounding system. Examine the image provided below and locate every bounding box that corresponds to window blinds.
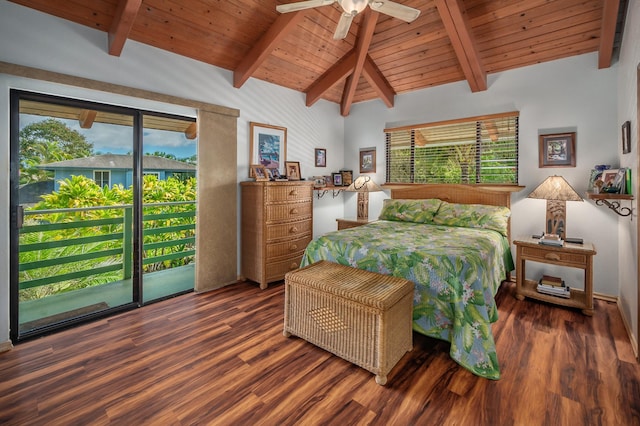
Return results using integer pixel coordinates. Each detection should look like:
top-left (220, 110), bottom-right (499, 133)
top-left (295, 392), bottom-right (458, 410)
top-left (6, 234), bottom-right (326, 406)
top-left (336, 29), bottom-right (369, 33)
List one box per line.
top-left (385, 112), bottom-right (519, 184)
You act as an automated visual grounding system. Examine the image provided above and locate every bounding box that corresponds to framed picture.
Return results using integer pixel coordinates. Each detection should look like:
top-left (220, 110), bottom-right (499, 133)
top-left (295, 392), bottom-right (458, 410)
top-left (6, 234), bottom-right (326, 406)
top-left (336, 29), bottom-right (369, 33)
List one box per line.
top-left (315, 148), bottom-right (326, 167)
top-left (285, 161), bottom-right (301, 180)
top-left (622, 121), bottom-right (631, 154)
top-left (538, 132), bottom-right (576, 168)
top-left (359, 148), bottom-right (376, 173)
top-left (249, 122), bottom-right (287, 177)
top-left (324, 175), bottom-right (333, 186)
top-left (250, 164), bottom-right (269, 181)
top-left (340, 170), bottom-right (353, 186)
top-left (312, 176), bottom-right (326, 188)
top-left (600, 169), bottom-right (621, 193)
top-left (268, 168), bottom-right (283, 180)
top-left (332, 172), bottom-right (343, 186)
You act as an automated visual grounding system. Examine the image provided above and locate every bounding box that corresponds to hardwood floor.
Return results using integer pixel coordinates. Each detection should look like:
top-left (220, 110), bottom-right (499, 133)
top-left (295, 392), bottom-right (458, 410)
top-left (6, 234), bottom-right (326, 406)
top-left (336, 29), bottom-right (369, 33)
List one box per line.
top-left (1, 281), bottom-right (639, 425)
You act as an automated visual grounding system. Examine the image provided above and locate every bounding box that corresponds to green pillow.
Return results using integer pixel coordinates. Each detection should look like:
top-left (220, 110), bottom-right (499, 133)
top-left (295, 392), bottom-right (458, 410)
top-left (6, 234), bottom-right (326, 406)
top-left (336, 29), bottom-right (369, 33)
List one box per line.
top-left (378, 199), bottom-right (442, 224)
top-left (432, 201), bottom-right (511, 236)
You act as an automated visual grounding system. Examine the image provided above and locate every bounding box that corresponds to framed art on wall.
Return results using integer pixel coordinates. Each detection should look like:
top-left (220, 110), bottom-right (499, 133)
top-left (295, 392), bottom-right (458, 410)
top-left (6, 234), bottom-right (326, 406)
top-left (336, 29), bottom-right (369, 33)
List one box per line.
top-left (539, 132), bottom-right (576, 168)
top-left (249, 122), bottom-right (287, 177)
top-left (315, 148), bottom-right (326, 167)
top-left (359, 148), bottom-right (376, 173)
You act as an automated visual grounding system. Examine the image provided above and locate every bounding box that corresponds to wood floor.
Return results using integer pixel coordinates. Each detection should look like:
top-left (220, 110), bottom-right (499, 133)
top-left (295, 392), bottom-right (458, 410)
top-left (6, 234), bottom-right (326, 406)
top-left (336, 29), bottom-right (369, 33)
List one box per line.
top-left (1, 281), bottom-right (639, 425)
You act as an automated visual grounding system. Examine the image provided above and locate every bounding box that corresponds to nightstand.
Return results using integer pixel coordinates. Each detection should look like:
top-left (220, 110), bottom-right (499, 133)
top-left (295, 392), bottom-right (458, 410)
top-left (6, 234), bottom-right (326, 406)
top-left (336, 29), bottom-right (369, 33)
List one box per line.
top-left (336, 217), bottom-right (376, 230)
top-left (513, 237), bottom-right (597, 315)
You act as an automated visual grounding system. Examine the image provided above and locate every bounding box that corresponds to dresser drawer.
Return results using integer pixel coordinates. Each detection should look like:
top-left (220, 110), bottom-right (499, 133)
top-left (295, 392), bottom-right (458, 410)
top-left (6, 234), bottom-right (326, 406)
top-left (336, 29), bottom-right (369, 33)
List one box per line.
top-left (266, 219), bottom-right (312, 241)
top-left (521, 246), bottom-right (587, 267)
top-left (266, 255), bottom-right (304, 282)
top-left (266, 235), bottom-right (312, 259)
top-left (266, 202), bottom-right (312, 223)
top-left (266, 185), bottom-right (312, 203)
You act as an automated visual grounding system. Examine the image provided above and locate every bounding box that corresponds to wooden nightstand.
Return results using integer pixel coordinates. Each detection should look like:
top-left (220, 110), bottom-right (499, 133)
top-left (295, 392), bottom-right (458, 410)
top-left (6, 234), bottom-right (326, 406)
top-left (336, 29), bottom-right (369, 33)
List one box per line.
top-left (336, 218), bottom-right (376, 230)
top-left (513, 237), bottom-right (597, 315)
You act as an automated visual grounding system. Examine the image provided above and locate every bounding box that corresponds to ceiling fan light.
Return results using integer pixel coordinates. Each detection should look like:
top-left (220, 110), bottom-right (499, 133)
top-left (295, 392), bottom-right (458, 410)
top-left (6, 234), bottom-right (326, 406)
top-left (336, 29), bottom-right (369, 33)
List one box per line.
top-left (339, 0), bottom-right (368, 14)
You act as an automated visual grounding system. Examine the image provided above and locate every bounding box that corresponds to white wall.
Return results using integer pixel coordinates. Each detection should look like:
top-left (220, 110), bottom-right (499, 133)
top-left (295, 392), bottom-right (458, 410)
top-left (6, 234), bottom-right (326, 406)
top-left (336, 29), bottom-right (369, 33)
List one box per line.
top-left (617, 0), bottom-right (640, 350)
top-left (345, 53), bottom-right (621, 298)
top-left (0, 2), bottom-right (345, 345)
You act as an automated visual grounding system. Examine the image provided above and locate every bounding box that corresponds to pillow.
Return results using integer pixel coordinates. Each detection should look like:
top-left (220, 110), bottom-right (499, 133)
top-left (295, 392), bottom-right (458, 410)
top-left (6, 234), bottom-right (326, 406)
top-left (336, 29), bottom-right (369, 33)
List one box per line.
top-left (378, 198), bottom-right (442, 224)
top-left (432, 201), bottom-right (511, 236)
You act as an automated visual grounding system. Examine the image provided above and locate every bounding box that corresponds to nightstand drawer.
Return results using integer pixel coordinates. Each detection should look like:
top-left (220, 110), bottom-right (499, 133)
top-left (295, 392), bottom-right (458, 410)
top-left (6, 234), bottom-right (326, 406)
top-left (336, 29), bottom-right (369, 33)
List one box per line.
top-left (521, 246), bottom-right (587, 267)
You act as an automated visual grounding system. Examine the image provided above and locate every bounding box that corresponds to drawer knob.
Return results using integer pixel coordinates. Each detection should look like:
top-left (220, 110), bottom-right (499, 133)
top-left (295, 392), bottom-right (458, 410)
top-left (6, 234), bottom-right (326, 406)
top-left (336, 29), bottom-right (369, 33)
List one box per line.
top-left (289, 262), bottom-right (298, 270)
top-left (291, 208), bottom-right (299, 214)
top-left (545, 253), bottom-right (561, 261)
top-left (289, 190), bottom-right (298, 196)
top-left (290, 226), bottom-right (298, 233)
top-left (290, 244), bottom-right (298, 250)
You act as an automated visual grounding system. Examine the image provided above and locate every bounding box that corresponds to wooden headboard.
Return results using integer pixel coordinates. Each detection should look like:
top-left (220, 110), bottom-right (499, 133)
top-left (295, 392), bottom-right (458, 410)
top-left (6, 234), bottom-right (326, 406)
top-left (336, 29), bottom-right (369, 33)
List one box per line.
top-left (387, 184), bottom-right (523, 241)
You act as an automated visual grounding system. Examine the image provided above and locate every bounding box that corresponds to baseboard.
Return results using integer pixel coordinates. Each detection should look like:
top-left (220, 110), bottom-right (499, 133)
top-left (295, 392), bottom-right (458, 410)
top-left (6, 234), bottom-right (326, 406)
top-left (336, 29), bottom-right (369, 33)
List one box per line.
top-left (0, 340), bottom-right (13, 353)
top-left (617, 299), bottom-right (639, 360)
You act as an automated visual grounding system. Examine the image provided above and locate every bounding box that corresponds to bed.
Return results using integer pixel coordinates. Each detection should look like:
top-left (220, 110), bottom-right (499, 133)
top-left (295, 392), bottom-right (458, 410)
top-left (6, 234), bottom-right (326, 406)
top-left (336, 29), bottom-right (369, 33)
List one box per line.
top-left (300, 184), bottom-right (517, 380)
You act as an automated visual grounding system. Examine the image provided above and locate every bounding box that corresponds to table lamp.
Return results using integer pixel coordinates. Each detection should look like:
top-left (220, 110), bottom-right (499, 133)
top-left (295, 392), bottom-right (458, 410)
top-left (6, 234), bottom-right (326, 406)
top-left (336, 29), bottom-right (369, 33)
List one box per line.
top-left (527, 175), bottom-right (583, 240)
top-left (345, 175), bottom-right (383, 221)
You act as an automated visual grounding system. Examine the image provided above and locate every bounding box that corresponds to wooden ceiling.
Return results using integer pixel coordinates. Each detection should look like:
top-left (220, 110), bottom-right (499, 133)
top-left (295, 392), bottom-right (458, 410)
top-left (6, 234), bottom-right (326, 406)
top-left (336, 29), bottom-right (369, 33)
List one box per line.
top-left (9, 0), bottom-right (627, 116)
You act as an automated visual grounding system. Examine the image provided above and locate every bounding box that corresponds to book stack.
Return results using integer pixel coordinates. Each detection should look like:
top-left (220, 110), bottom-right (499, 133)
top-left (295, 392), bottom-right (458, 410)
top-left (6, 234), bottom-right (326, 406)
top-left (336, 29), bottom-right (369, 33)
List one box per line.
top-left (538, 234), bottom-right (563, 247)
top-left (537, 274), bottom-right (570, 298)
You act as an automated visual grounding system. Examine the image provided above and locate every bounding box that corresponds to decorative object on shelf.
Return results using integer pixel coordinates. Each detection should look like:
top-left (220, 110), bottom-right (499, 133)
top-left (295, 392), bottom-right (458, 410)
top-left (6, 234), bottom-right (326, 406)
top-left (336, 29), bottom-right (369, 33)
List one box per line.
top-left (346, 175), bottom-right (383, 221)
top-left (285, 161), bottom-right (301, 180)
top-left (312, 176), bottom-right (326, 188)
top-left (249, 122), bottom-right (287, 178)
top-left (324, 175), bottom-right (333, 186)
top-left (341, 170), bottom-right (353, 186)
top-left (315, 148), bottom-right (326, 167)
top-left (527, 175), bottom-right (583, 240)
top-left (622, 121), bottom-right (631, 154)
top-left (538, 132), bottom-right (576, 168)
top-left (250, 164), bottom-right (270, 181)
top-left (332, 172), bottom-right (343, 187)
top-left (359, 147), bottom-right (376, 173)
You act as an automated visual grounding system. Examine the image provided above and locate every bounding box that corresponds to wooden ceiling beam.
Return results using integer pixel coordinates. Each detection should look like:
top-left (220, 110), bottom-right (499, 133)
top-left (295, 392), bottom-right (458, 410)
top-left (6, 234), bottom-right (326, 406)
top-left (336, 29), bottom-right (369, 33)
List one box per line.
top-left (78, 109), bottom-right (97, 129)
top-left (362, 56), bottom-right (395, 108)
top-left (233, 12), bottom-right (304, 88)
top-left (341, 9), bottom-right (379, 116)
top-left (305, 51), bottom-right (357, 107)
top-left (108, 0), bottom-right (143, 56)
top-left (435, 0), bottom-right (487, 92)
top-left (598, 0), bottom-right (620, 69)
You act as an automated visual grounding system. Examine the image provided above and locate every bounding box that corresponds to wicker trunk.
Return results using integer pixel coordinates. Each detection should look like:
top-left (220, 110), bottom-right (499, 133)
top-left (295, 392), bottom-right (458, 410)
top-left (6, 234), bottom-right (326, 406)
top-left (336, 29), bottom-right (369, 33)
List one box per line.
top-left (283, 261), bottom-right (414, 385)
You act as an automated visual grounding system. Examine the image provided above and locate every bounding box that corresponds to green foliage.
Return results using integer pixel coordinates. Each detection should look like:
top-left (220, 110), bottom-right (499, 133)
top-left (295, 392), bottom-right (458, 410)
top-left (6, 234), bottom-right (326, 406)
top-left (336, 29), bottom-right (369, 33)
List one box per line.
top-left (19, 119), bottom-right (93, 185)
top-left (20, 175), bottom-right (196, 301)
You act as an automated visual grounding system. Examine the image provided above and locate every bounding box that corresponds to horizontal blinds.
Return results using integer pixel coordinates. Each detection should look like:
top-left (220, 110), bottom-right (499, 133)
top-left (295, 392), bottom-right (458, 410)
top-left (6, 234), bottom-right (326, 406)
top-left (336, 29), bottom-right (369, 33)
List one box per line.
top-left (385, 112), bottom-right (519, 184)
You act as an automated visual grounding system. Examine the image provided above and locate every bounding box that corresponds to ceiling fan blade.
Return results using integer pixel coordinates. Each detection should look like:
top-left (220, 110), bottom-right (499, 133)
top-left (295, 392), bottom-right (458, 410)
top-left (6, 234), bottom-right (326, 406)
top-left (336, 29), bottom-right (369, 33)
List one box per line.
top-left (333, 12), bottom-right (355, 39)
top-left (276, 0), bottom-right (336, 13)
top-left (368, 0), bottom-right (420, 22)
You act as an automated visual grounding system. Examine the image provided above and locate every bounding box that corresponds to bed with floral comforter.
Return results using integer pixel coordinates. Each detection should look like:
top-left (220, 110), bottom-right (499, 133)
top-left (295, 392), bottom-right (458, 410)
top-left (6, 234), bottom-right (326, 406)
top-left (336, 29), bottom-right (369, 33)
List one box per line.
top-left (300, 198), bottom-right (514, 379)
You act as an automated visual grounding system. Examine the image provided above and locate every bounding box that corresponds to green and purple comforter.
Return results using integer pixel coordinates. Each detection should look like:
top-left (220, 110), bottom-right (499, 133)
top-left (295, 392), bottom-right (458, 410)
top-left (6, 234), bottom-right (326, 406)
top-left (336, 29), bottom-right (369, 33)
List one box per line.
top-left (300, 199), bottom-right (514, 379)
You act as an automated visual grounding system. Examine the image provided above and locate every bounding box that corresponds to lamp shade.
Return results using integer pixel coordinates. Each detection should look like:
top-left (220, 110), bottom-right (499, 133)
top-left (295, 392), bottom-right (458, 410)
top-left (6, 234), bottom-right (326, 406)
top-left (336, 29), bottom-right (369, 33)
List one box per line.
top-left (527, 175), bottom-right (583, 201)
top-left (345, 175), bottom-right (383, 193)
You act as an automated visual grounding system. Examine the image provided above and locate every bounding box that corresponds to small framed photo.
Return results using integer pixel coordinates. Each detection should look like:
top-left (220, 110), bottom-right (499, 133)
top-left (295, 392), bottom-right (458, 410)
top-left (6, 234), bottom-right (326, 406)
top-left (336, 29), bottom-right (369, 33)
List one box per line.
top-left (315, 148), bottom-right (326, 167)
top-left (268, 168), bottom-right (284, 180)
top-left (622, 121), bottom-right (631, 154)
top-left (251, 164), bottom-right (269, 181)
top-left (340, 170), bottom-right (353, 186)
top-left (285, 161), bottom-right (301, 180)
top-left (332, 172), bottom-right (343, 186)
top-left (359, 148), bottom-right (376, 173)
top-left (249, 122), bottom-right (287, 178)
top-left (600, 169), bottom-right (620, 193)
top-left (324, 175), bottom-right (333, 186)
top-left (539, 132), bottom-right (576, 168)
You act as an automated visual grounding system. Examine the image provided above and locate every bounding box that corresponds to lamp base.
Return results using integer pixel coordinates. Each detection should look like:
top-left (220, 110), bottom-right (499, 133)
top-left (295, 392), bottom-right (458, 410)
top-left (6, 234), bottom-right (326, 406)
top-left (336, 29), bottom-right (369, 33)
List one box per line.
top-left (545, 199), bottom-right (566, 240)
top-left (357, 192), bottom-right (369, 221)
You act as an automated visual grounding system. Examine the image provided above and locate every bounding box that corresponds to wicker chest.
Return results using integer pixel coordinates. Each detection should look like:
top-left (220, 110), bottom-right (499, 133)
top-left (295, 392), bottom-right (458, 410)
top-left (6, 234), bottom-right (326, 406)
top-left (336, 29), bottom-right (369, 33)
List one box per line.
top-left (284, 261), bottom-right (414, 385)
top-left (240, 181), bottom-right (314, 289)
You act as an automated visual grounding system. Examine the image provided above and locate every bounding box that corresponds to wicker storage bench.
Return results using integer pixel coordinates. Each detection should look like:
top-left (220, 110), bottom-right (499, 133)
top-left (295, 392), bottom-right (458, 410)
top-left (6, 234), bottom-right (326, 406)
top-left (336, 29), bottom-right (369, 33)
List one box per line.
top-left (283, 261), bottom-right (414, 385)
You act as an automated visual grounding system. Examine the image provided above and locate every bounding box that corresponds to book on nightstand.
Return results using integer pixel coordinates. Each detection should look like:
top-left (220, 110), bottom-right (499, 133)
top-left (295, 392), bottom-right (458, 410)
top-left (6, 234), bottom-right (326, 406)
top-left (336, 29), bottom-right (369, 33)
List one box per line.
top-left (537, 275), bottom-right (570, 298)
top-left (539, 274), bottom-right (564, 287)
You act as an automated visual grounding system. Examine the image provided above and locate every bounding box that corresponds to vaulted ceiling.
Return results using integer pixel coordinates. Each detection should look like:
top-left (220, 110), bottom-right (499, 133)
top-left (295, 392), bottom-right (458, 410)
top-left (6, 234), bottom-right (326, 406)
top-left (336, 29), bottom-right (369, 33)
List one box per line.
top-left (9, 0), bottom-right (627, 116)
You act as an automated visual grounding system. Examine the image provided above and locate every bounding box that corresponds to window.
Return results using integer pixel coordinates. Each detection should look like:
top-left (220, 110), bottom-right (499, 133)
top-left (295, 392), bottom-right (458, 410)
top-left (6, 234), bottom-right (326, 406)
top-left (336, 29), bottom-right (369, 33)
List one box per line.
top-left (94, 170), bottom-right (110, 188)
top-left (385, 112), bottom-right (519, 184)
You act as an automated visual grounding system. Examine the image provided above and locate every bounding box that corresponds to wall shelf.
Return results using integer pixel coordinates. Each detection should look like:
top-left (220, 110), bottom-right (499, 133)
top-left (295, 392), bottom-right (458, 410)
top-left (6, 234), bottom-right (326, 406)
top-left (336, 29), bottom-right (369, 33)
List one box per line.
top-left (586, 192), bottom-right (634, 217)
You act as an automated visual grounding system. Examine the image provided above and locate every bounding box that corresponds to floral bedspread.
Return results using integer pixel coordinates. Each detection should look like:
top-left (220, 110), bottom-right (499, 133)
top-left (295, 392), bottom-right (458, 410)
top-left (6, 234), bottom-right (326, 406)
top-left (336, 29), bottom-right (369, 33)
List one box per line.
top-left (300, 220), bottom-right (514, 379)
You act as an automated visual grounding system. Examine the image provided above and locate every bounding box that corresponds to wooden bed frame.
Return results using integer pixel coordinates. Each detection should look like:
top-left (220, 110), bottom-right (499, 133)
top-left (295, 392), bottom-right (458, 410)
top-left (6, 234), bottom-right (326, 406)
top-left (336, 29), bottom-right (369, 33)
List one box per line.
top-left (387, 183), bottom-right (523, 243)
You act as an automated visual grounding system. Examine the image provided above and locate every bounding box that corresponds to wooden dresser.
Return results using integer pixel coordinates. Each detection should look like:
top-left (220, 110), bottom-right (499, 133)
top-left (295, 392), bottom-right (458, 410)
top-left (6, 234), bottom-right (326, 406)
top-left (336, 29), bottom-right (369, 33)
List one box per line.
top-left (240, 181), bottom-right (314, 289)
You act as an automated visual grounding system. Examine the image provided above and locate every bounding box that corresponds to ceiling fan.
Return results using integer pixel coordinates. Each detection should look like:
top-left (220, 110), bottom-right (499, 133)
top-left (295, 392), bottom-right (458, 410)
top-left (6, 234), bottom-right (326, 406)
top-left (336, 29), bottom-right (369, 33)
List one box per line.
top-left (276, 0), bottom-right (421, 40)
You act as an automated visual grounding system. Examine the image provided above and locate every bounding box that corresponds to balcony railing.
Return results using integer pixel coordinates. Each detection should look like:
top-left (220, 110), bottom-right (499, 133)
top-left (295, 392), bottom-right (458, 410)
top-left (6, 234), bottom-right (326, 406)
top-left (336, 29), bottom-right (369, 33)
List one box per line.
top-left (19, 201), bottom-right (196, 300)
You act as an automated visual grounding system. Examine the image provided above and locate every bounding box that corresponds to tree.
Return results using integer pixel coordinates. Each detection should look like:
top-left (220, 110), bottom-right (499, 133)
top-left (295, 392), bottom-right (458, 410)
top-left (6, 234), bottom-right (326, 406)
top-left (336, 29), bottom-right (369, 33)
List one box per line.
top-left (19, 119), bottom-right (93, 185)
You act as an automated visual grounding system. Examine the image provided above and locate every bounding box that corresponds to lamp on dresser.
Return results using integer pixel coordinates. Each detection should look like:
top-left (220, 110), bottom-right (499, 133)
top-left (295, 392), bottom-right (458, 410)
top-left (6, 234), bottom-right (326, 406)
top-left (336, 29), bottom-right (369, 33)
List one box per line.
top-left (527, 175), bottom-right (583, 241)
top-left (345, 175), bottom-right (383, 221)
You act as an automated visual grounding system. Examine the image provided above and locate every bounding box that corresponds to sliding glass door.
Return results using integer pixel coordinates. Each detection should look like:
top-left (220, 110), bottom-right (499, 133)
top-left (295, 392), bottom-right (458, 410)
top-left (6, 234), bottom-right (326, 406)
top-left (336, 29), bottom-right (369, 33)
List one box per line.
top-left (9, 91), bottom-right (197, 341)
